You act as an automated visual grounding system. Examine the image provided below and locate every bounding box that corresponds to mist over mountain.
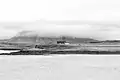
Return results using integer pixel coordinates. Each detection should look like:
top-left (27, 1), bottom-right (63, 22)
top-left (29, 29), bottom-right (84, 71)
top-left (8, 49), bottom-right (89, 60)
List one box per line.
top-left (1, 19), bottom-right (120, 40)
top-left (8, 30), bottom-right (98, 44)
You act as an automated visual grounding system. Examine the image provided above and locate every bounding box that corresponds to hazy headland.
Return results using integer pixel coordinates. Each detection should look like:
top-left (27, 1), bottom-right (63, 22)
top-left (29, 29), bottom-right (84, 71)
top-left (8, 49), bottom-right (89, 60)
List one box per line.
top-left (0, 30), bottom-right (120, 55)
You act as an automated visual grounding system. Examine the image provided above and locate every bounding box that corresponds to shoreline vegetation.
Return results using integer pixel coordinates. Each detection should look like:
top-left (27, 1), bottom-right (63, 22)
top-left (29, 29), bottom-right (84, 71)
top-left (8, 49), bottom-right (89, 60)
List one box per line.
top-left (1, 34), bottom-right (120, 55)
top-left (0, 44), bottom-right (120, 55)
top-left (1, 50), bottom-right (120, 55)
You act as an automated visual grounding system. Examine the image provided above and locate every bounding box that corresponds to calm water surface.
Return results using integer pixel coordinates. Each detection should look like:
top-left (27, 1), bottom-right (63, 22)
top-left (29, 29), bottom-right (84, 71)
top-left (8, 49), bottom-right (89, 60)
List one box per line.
top-left (0, 54), bottom-right (120, 80)
top-left (0, 50), bottom-right (20, 53)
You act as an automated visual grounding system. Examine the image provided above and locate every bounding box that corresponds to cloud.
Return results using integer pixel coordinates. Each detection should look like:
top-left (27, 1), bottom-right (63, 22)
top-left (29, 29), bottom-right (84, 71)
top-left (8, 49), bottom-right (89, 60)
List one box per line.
top-left (0, 20), bottom-right (120, 40)
top-left (0, 0), bottom-right (120, 40)
top-left (3, 26), bottom-right (22, 30)
top-left (20, 21), bottom-right (120, 40)
top-left (0, 0), bottom-right (120, 22)
top-left (1, 22), bottom-right (28, 30)
top-left (0, 27), bottom-right (17, 39)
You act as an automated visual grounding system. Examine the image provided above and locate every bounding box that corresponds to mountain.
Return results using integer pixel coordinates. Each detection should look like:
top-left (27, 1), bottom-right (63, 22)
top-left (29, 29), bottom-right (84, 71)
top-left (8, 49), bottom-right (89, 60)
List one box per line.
top-left (7, 31), bottom-right (98, 45)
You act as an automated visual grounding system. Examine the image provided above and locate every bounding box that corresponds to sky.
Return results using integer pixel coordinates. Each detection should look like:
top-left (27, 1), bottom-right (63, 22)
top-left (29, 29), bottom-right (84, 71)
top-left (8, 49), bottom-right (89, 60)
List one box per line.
top-left (0, 0), bottom-right (120, 40)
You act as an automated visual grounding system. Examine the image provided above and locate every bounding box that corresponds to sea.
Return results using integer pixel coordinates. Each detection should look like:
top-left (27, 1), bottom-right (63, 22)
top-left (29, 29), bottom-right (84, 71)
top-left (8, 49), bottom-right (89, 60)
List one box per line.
top-left (0, 50), bottom-right (120, 80)
top-left (0, 50), bottom-right (20, 54)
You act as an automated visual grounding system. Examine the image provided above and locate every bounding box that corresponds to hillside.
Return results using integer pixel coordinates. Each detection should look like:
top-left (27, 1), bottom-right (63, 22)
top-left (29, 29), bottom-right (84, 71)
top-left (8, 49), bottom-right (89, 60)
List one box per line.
top-left (7, 31), bottom-right (98, 45)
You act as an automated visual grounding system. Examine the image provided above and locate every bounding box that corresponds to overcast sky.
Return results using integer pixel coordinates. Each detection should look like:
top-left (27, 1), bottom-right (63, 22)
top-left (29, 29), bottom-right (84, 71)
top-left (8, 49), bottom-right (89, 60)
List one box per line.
top-left (0, 0), bottom-right (120, 40)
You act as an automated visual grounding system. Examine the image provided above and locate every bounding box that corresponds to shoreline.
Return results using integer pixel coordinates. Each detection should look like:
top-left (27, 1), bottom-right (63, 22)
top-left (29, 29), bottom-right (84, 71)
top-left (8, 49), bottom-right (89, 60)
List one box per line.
top-left (0, 50), bottom-right (120, 55)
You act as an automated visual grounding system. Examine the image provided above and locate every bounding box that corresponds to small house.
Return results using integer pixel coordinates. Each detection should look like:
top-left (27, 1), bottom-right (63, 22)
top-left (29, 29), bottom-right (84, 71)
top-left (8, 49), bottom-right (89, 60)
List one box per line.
top-left (57, 40), bottom-right (66, 44)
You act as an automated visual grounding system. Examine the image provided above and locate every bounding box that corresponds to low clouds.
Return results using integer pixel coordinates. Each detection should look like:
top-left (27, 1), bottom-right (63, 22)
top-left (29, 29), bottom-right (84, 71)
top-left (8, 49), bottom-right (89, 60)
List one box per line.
top-left (2, 22), bottom-right (28, 30)
top-left (0, 27), bottom-right (17, 39)
top-left (1, 20), bottom-right (120, 40)
top-left (0, 0), bottom-right (120, 40)
top-left (21, 21), bottom-right (120, 40)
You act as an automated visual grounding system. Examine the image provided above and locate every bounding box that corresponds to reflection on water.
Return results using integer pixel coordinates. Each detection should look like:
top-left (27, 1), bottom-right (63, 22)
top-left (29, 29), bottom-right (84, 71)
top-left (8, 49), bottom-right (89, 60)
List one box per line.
top-left (0, 50), bottom-right (20, 53)
top-left (0, 55), bottom-right (120, 80)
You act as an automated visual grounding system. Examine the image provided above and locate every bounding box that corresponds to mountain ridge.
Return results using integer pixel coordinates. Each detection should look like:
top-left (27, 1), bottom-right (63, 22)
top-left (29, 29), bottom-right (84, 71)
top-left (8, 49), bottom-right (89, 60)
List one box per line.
top-left (6, 31), bottom-right (98, 45)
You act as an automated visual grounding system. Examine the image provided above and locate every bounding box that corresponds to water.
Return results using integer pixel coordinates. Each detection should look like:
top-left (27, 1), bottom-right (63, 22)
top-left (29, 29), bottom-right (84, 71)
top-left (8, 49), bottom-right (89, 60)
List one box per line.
top-left (0, 50), bottom-right (20, 54)
top-left (0, 55), bottom-right (120, 80)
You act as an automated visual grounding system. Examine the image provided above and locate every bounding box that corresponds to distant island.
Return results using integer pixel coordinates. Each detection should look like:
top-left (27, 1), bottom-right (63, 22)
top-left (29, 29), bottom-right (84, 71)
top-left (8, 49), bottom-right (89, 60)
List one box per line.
top-left (0, 30), bottom-right (120, 55)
